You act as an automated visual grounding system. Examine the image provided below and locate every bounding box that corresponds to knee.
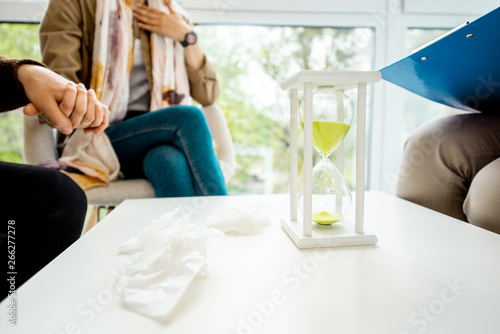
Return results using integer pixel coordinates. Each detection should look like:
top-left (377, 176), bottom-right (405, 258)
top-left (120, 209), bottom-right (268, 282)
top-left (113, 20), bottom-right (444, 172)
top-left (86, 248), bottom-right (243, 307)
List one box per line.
top-left (398, 118), bottom-right (447, 181)
top-left (29, 166), bottom-right (87, 211)
top-left (29, 169), bottom-right (86, 241)
top-left (143, 145), bottom-right (189, 172)
top-left (58, 173), bottom-right (86, 203)
top-left (404, 115), bottom-right (466, 158)
top-left (157, 106), bottom-right (210, 136)
top-left (165, 105), bottom-right (207, 124)
top-left (47, 170), bottom-right (87, 208)
top-left (51, 172), bottom-right (87, 232)
top-left (399, 114), bottom-right (478, 180)
top-left (464, 158), bottom-right (500, 234)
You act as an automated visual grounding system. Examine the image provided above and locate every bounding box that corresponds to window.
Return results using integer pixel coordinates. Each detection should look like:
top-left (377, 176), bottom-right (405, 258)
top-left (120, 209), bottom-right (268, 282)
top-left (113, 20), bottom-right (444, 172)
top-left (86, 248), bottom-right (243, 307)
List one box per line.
top-left (197, 25), bottom-right (373, 193)
top-left (0, 22), bottom-right (374, 194)
top-left (0, 23), bottom-right (40, 163)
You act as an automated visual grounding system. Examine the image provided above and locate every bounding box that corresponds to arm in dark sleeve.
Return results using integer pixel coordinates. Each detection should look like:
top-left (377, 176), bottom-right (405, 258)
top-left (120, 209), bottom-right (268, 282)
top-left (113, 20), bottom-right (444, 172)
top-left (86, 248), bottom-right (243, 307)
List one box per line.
top-left (0, 56), bottom-right (46, 112)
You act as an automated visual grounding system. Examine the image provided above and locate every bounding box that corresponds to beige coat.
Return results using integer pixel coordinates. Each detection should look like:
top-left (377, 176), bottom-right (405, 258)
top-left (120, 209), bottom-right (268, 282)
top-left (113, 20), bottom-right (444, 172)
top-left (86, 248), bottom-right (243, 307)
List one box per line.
top-left (39, 0), bottom-right (219, 107)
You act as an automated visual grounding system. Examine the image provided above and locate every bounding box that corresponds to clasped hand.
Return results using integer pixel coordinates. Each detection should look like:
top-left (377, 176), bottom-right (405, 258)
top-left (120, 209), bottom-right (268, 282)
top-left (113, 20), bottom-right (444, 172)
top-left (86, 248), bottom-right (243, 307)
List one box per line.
top-left (18, 64), bottom-right (109, 135)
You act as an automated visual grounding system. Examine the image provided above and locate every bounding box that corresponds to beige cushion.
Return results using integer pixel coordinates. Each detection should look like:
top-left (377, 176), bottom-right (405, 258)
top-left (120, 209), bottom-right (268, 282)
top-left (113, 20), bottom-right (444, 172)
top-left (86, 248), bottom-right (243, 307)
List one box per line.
top-left (85, 179), bottom-right (155, 206)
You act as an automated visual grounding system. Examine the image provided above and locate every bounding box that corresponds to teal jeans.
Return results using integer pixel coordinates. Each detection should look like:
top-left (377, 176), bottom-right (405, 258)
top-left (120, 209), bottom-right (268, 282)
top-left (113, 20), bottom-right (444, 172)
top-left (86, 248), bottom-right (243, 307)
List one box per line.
top-left (105, 106), bottom-right (227, 197)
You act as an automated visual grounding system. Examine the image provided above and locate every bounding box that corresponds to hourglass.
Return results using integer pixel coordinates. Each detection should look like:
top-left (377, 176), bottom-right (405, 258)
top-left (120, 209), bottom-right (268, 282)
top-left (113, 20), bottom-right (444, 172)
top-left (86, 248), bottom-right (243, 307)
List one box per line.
top-left (281, 71), bottom-right (380, 249)
top-left (297, 86), bottom-right (353, 226)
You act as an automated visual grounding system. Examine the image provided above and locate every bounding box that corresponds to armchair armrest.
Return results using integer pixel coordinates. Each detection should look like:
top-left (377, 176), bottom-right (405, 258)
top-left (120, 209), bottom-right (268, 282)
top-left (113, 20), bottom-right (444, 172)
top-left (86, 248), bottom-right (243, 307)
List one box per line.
top-left (200, 104), bottom-right (235, 183)
top-left (23, 114), bottom-right (58, 165)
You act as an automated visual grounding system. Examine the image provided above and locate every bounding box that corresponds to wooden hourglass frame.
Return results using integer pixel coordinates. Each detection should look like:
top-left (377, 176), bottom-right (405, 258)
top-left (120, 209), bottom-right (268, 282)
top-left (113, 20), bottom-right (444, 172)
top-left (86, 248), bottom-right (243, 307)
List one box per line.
top-left (280, 71), bottom-right (381, 249)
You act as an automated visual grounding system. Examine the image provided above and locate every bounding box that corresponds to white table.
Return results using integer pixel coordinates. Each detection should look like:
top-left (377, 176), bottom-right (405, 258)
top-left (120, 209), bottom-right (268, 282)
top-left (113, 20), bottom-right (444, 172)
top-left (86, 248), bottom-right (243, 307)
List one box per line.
top-left (2, 192), bottom-right (500, 334)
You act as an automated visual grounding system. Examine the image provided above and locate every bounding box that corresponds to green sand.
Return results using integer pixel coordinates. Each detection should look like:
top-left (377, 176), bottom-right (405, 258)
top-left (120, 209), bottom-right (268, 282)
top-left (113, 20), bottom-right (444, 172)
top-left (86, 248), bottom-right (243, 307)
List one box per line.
top-left (301, 121), bottom-right (350, 156)
top-left (312, 211), bottom-right (342, 225)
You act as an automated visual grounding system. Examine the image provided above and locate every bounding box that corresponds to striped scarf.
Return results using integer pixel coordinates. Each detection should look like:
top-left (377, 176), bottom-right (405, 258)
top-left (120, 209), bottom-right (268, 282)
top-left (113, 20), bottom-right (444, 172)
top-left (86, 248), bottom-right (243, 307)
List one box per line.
top-left (59, 0), bottom-right (192, 190)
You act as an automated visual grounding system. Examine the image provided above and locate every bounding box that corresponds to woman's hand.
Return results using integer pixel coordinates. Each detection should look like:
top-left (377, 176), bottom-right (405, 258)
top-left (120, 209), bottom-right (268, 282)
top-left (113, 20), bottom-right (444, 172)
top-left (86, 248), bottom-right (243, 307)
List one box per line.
top-left (60, 83), bottom-right (110, 135)
top-left (132, 2), bottom-right (191, 42)
top-left (132, 2), bottom-right (205, 70)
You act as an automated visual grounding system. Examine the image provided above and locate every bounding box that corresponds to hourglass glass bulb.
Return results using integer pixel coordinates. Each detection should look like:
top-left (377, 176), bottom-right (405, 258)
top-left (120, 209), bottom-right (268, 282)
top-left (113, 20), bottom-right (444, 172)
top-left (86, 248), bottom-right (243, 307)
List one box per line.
top-left (297, 159), bottom-right (353, 225)
top-left (298, 86), bottom-right (354, 225)
top-left (299, 86), bottom-right (354, 156)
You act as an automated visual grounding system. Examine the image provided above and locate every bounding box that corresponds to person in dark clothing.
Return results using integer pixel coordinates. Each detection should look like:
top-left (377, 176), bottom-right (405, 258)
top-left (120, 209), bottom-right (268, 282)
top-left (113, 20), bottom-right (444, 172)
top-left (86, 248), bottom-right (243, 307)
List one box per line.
top-left (0, 56), bottom-right (109, 299)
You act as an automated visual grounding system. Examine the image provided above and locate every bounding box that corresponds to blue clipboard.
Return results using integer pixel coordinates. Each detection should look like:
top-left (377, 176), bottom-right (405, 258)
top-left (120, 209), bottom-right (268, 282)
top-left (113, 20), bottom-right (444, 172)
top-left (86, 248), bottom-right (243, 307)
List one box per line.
top-left (380, 6), bottom-right (500, 113)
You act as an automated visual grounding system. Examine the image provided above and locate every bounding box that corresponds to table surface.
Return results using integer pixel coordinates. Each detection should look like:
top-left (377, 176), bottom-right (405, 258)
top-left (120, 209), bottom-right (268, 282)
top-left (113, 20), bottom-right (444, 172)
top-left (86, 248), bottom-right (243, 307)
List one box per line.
top-left (3, 192), bottom-right (500, 334)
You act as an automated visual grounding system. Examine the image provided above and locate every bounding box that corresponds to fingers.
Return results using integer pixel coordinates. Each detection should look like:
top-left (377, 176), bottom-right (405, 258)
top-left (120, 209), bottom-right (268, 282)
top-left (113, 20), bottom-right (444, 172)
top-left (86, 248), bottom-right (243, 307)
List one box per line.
top-left (165, 0), bottom-right (175, 14)
top-left (70, 83), bottom-right (88, 128)
top-left (133, 5), bottom-right (173, 30)
top-left (59, 81), bottom-right (78, 117)
top-left (82, 89), bottom-right (97, 126)
top-left (133, 5), bottom-right (162, 21)
top-left (24, 102), bottom-right (73, 135)
top-left (90, 98), bottom-right (103, 128)
top-left (84, 105), bottom-right (110, 135)
top-left (133, 4), bottom-right (162, 15)
top-left (18, 64), bottom-right (107, 136)
top-left (136, 22), bottom-right (158, 33)
top-left (132, 4), bottom-right (188, 40)
top-left (59, 82), bottom-right (109, 135)
top-left (43, 98), bottom-right (74, 135)
top-left (23, 103), bottom-right (40, 116)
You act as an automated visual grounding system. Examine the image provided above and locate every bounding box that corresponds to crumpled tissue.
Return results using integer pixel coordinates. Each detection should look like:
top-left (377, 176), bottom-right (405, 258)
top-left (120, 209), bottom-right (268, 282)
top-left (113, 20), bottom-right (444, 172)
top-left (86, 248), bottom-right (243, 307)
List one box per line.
top-left (114, 208), bottom-right (223, 319)
top-left (205, 202), bottom-right (272, 234)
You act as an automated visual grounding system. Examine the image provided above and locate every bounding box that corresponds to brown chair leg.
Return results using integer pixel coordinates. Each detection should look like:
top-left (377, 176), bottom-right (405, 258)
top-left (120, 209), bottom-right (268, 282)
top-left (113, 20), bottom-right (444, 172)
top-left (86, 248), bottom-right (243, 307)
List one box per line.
top-left (106, 206), bottom-right (115, 216)
top-left (83, 206), bottom-right (99, 234)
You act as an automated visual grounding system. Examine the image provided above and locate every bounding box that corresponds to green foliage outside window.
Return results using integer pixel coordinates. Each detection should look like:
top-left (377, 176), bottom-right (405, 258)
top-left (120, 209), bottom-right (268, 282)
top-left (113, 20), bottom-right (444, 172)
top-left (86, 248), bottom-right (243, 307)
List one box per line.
top-left (0, 23), bottom-right (41, 60)
top-left (0, 23), bottom-right (40, 164)
top-left (197, 26), bottom-right (372, 193)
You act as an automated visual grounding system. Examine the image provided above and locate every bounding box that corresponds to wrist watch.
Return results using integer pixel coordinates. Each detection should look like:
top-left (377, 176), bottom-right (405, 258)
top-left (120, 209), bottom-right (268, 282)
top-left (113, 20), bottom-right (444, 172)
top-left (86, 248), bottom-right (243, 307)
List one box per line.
top-left (180, 31), bottom-right (197, 47)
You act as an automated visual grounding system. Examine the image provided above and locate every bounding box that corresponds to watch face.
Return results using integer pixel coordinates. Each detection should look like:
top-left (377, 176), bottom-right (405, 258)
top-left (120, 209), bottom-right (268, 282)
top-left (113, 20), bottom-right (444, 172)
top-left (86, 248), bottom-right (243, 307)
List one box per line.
top-left (186, 32), bottom-right (197, 45)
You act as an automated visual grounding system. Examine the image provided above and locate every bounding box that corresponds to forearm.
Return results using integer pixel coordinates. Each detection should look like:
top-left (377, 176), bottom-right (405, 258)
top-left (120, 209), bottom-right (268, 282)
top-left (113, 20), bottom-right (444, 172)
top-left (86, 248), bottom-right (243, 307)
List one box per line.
top-left (0, 56), bottom-right (46, 112)
top-left (183, 42), bottom-right (204, 70)
top-left (182, 27), bottom-right (220, 105)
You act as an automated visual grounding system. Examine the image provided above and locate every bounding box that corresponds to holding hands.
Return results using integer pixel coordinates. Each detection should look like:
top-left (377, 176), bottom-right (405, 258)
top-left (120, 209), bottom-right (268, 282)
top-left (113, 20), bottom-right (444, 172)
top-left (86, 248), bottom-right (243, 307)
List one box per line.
top-left (17, 64), bottom-right (109, 135)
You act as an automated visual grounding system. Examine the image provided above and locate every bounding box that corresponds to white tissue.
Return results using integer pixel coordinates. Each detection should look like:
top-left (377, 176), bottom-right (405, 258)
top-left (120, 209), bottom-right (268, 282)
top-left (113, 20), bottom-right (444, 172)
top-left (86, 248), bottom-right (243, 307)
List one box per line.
top-left (114, 208), bottom-right (223, 319)
top-left (205, 202), bottom-right (272, 234)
